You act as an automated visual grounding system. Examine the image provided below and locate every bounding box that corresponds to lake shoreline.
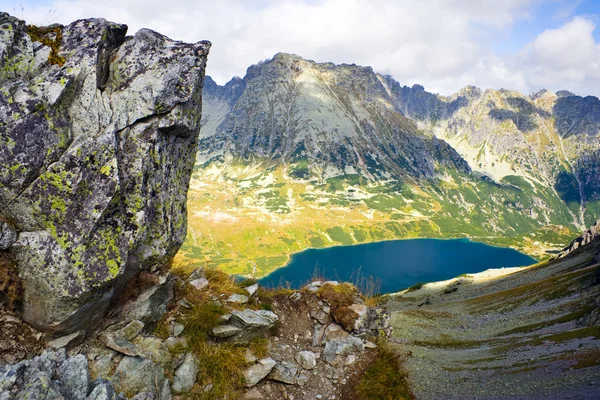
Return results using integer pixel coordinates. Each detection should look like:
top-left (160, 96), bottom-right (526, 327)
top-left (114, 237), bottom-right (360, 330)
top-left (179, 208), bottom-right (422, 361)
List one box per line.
top-left (258, 237), bottom-right (538, 294)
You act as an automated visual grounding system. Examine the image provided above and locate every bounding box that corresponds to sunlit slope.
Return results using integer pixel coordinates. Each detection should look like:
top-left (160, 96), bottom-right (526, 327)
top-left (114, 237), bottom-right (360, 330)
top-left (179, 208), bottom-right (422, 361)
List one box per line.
top-left (385, 233), bottom-right (600, 399)
top-left (177, 162), bottom-right (579, 277)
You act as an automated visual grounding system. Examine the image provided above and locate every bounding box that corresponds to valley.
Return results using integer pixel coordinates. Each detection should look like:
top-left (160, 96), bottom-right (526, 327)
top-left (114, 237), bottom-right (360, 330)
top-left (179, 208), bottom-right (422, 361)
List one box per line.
top-left (176, 53), bottom-right (599, 279)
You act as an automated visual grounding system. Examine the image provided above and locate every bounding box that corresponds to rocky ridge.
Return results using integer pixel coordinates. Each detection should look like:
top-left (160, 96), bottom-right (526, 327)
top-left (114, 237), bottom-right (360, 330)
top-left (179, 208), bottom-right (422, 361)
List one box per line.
top-left (0, 266), bottom-right (395, 400)
top-left (0, 13), bottom-right (210, 334)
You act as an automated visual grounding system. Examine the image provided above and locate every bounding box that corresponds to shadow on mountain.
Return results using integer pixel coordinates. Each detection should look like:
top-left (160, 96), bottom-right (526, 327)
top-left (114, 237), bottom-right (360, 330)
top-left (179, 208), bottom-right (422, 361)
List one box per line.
top-left (553, 95), bottom-right (600, 137)
top-left (554, 167), bottom-right (581, 204)
top-left (488, 97), bottom-right (550, 132)
top-left (575, 149), bottom-right (600, 201)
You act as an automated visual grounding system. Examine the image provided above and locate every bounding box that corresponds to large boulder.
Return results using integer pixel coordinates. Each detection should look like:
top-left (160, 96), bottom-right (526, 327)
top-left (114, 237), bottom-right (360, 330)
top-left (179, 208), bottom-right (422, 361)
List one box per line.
top-left (0, 13), bottom-right (210, 334)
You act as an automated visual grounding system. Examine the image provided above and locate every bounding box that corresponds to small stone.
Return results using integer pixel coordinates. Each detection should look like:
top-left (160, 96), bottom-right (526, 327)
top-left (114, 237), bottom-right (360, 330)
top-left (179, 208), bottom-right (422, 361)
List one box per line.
top-left (46, 330), bottom-right (85, 349)
top-left (187, 268), bottom-right (205, 282)
top-left (171, 323), bottom-right (184, 337)
top-left (268, 362), bottom-right (298, 385)
top-left (204, 384), bottom-right (213, 392)
top-left (244, 358), bottom-right (277, 387)
top-left (86, 382), bottom-right (116, 400)
top-left (172, 353), bottom-right (199, 394)
top-left (111, 356), bottom-right (165, 395)
top-left (100, 332), bottom-right (140, 356)
top-left (316, 395), bottom-right (322, 399)
top-left (345, 354), bottom-right (356, 365)
top-left (227, 294), bottom-right (249, 304)
top-left (160, 379), bottom-right (172, 400)
top-left (289, 292), bottom-right (302, 301)
top-left (295, 351), bottom-right (316, 370)
top-left (245, 284), bottom-right (259, 296)
top-left (118, 320), bottom-right (145, 341)
top-left (244, 387), bottom-right (265, 399)
top-left (0, 221), bottom-right (17, 250)
top-left (364, 341), bottom-right (377, 349)
top-left (189, 278), bottom-right (209, 291)
top-left (296, 373), bottom-right (309, 386)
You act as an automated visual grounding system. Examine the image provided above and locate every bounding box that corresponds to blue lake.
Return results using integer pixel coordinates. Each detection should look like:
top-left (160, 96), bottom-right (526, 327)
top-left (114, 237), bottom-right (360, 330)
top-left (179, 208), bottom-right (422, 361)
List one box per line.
top-left (258, 238), bottom-right (537, 293)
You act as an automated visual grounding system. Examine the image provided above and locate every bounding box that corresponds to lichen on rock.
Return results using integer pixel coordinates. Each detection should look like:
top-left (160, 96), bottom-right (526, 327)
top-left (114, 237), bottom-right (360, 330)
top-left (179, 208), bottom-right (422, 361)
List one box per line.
top-left (0, 12), bottom-right (210, 334)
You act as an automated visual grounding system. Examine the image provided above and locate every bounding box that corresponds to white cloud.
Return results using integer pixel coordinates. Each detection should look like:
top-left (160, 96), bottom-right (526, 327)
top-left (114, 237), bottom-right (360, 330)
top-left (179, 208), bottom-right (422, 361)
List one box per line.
top-left (518, 17), bottom-right (600, 94)
top-left (8, 0), bottom-right (600, 97)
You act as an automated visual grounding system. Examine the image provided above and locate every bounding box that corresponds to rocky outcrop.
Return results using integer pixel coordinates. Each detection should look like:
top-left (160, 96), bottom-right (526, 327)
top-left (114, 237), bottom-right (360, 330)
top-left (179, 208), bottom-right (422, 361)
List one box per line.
top-left (0, 13), bottom-right (210, 334)
top-left (557, 219), bottom-right (600, 258)
top-left (0, 349), bottom-right (94, 400)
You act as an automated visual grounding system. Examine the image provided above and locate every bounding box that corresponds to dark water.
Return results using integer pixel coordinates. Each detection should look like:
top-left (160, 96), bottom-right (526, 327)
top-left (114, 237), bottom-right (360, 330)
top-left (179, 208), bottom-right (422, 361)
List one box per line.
top-left (258, 238), bottom-right (537, 293)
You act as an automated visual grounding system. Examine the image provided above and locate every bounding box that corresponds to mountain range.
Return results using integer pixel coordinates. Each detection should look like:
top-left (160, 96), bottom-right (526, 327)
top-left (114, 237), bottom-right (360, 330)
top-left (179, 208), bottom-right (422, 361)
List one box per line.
top-left (178, 53), bottom-right (600, 276)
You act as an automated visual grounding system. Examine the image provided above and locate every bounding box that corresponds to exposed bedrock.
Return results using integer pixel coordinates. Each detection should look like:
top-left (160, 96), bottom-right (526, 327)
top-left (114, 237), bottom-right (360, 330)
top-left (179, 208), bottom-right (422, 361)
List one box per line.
top-left (0, 12), bottom-right (211, 334)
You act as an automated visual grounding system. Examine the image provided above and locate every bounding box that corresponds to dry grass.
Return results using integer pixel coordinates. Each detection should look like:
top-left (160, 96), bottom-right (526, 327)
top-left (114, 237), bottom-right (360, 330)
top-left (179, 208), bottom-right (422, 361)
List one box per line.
top-left (0, 253), bottom-right (21, 310)
top-left (356, 341), bottom-right (415, 400)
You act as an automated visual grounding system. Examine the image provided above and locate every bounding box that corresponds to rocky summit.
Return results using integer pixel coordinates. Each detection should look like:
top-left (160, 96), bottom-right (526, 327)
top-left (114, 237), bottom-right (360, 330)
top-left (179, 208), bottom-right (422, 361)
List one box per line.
top-left (0, 13), bottom-right (210, 334)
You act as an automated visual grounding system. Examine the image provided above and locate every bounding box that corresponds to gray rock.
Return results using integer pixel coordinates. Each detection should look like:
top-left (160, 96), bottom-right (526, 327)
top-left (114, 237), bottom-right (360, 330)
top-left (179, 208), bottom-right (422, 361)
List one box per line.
top-left (296, 372), bottom-right (309, 386)
top-left (0, 221), bottom-right (17, 250)
top-left (46, 330), bottom-right (85, 350)
top-left (57, 354), bottom-right (91, 400)
top-left (133, 336), bottom-right (173, 367)
top-left (86, 383), bottom-right (116, 400)
top-left (186, 268), bottom-right (205, 282)
top-left (226, 294), bottom-right (249, 304)
top-left (243, 358), bottom-right (276, 388)
top-left (172, 353), bottom-right (198, 394)
top-left (117, 320), bottom-right (145, 341)
top-left (212, 309), bottom-right (278, 342)
top-left (159, 379), bottom-right (172, 400)
top-left (310, 309), bottom-right (329, 325)
top-left (171, 323), bottom-right (184, 337)
top-left (244, 284), bottom-right (259, 296)
top-left (295, 351), bottom-right (316, 370)
top-left (243, 387), bottom-right (265, 399)
top-left (120, 274), bottom-right (175, 324)
top-left (312, 324), bottom-right (326, 347)
top-left (111, 357), bottom-right (165, 395)
top-left (14, 371), bottom-right (55, 400)
top-left (323, 337), bottom-right (364, 366)
top-left (189, 278), bottom-right (209, 291)
top-left (100, 332), bottom-right (140, 357)
top-left (268, 361), bottom-right (298, 385)
top-left (0, 13), bottom-right (210, 334)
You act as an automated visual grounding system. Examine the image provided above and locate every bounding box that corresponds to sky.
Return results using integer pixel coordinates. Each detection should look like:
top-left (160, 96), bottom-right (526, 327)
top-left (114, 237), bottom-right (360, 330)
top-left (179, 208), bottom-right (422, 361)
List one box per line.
top-left (3, 0), bottom-right (600, 97)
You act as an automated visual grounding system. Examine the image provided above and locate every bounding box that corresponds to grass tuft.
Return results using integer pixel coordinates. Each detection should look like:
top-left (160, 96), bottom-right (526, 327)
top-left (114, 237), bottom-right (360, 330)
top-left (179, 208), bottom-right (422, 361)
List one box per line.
top-left (357, 341), bottom-right (415, 400)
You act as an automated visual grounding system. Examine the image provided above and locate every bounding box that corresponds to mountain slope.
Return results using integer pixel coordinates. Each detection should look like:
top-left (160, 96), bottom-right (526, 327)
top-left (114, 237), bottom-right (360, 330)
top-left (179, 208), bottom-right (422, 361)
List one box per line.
top-left (385, 222), bottom-right (600, 399)
top-left (178, 53), bottom-right (600, 277)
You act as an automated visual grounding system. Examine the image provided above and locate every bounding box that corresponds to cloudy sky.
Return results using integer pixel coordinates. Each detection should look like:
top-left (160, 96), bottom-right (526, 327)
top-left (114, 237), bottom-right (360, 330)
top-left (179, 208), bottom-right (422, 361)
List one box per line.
top-left (4, 0), bottom-right (600, 96)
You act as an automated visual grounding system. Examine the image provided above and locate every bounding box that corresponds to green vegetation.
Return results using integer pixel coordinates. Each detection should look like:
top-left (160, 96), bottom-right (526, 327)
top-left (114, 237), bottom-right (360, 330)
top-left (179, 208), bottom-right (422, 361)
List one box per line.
top-left (177, 162), bottom-right (587, 279)
top-left (356, 341), bottom-right (415, 400)
top-left (27, 25), bottom-right (66, 66)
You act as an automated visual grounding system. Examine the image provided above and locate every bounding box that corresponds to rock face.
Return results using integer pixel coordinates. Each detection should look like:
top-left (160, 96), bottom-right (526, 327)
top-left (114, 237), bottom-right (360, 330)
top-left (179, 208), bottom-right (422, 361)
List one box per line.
top-left (0, 13), bottom-right (210, 333)
top-left (198, 53), bottom-right (471, 181)
top-left (557, 219), bottom-right (600, 258)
